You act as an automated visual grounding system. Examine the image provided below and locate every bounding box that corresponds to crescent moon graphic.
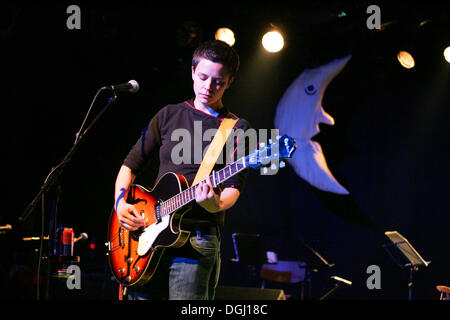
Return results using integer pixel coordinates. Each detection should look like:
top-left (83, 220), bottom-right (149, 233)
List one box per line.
top-left (274, 55), bottom-right (351, 194)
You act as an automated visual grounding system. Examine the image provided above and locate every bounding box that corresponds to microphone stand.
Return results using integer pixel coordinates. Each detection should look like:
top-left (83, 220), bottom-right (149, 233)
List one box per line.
top-left (302, 242), bottom-right (334, 300)
top-left (18, 87), bottom-right (118, 299)
top-left (319, 282), bottom-right (340, 300)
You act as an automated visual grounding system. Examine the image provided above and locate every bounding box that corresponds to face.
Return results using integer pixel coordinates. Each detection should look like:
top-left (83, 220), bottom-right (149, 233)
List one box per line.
top-left (192, 58), bottom-right (233, 110)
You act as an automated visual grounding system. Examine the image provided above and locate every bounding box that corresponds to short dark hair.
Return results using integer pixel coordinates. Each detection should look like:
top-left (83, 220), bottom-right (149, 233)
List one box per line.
top-left (192, 40), bottom-right (240, 79)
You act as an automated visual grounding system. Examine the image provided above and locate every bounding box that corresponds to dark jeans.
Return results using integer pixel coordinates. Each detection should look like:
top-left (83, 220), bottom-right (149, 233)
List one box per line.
top-left (127, 231), bottom-right (220, 300)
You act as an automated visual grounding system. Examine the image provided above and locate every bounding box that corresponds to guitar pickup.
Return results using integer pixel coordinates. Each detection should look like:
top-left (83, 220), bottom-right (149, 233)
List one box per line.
top-left (155, 203), bottom-right (162, 224)
top-left (118, 226), bottom-right (125, 246)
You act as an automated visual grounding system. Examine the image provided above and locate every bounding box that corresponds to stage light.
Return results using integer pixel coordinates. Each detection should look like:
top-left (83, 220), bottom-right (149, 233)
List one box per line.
top-left (444, 46), bottom-right (450, 63)
top-left (397, 51), bottom-right (415, 69)
top-left (262, 30), bottom-right (284, 53)
top-left (215, 27), bottom-right (235, 46)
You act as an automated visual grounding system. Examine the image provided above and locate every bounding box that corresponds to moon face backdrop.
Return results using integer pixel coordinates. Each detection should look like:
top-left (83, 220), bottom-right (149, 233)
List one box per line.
top-left (1, 2), bottom-right (448, 300)
top-left (274, 55), bottom-right (352, 195)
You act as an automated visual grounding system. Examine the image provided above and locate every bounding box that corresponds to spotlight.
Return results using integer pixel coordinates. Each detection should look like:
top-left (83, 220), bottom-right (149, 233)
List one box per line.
top-left (397, 51), bottom-right (415, 69)
top-left (444, 46), bottom-right (450, 63)
top-left (262, 30), bottom-right (284, 53)
top-left (215, 27), bottom-right (235, 47)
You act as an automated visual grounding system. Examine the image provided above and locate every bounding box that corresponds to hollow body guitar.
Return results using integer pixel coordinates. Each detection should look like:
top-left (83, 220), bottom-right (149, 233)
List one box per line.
top-left (107, 135), bottom-right (296, 286)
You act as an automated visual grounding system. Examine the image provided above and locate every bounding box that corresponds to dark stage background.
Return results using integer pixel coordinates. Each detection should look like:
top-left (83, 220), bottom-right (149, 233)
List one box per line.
top-left (1, 1), bottom-right (448, 300)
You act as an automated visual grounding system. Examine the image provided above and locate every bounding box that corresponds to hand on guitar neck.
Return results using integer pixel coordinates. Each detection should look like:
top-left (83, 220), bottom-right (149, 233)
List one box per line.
top-left (195, 175), bottom-right (240, 213)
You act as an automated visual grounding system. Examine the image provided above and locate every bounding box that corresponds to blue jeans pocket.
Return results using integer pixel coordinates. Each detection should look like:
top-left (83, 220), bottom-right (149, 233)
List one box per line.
top-left (189, 234), bottom-right (219, 256)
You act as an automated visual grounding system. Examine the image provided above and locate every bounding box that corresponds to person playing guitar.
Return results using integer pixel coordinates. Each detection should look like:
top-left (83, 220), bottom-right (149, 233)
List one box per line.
top-left (114, 39), bottom-right (250, 300)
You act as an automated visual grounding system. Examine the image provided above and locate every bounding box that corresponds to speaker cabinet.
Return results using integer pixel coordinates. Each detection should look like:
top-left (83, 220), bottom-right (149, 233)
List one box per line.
top-left (215, 286), bottom-right (286, 300)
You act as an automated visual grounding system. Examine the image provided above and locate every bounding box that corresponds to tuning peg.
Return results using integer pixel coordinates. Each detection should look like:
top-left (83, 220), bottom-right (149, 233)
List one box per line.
top-left (279, 161), bottom-right (285, 168)
top-left (259, 142), bottom-right (265, 148)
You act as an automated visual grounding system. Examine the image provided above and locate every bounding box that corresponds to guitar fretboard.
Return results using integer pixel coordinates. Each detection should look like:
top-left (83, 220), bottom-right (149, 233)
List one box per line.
top-left (160, 157), bottom-right (247, 217)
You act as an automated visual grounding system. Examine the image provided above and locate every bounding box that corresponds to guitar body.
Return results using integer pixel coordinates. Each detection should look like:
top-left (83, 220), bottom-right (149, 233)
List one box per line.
top-left (107, 172), bottom-right (191, 286)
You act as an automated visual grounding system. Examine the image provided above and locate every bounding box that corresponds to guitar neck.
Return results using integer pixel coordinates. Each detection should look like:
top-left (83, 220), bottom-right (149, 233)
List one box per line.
top-left (160, 157), bottom-right (247, 216)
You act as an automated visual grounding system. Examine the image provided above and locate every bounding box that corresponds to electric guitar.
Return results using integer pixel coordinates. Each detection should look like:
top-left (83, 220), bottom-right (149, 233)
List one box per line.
top-left (107, 135), bottom-right (296, 286)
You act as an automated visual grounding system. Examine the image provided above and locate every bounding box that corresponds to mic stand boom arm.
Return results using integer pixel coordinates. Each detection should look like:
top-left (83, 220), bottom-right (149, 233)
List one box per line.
top-left (19, 88), bottom-right (117, 223)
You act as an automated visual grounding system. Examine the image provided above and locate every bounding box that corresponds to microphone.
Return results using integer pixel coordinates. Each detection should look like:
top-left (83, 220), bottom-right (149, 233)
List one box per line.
top-left (74, 232), bottom-right (88, 243)
top-left (105, 80), bottom-right (139, 93)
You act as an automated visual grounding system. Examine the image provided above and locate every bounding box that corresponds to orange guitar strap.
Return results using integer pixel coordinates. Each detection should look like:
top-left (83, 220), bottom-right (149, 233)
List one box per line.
top-left (192, 114), bottom-right (238, 185)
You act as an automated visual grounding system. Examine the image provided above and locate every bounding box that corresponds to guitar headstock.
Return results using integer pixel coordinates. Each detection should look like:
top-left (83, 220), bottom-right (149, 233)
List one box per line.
top-left (245, 135), bottom-right (296, 174)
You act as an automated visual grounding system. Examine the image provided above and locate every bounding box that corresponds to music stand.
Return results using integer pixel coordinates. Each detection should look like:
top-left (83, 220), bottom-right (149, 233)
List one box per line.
top-left (383, 231), bottom-right (431, 300)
